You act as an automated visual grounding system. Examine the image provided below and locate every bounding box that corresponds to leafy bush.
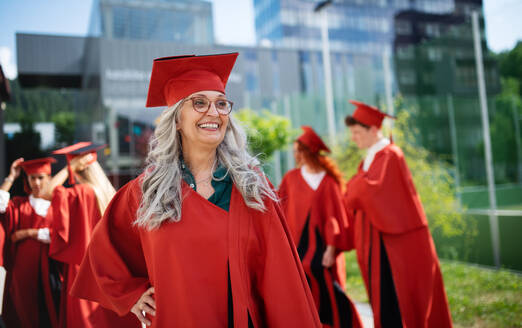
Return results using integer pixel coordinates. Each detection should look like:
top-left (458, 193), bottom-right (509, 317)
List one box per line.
top-left (51, 111), bottom-right (75, 145)
top-left (234, 108), bottom-right (296, 160)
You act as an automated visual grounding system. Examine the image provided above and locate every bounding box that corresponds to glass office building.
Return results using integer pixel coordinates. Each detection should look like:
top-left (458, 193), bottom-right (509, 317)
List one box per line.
top-left (254, 0), bottom-right (480, 52)
top-left (253, 0), bottom-right (506, 186)
top-left (88, 0), bottom-right (214, 44)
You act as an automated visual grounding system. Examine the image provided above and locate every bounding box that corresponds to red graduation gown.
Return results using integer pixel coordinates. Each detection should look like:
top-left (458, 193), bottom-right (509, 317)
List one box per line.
top-left (70, 176), bottom-right (321, 328)
top-left (344, 143), bottom-right (452, 328)
top-left (279, 169), bottom-right (363, 328)
top-left (1, 196), bottom-right (59, 328)
top-left (49, 185), bottom-right (137, 327)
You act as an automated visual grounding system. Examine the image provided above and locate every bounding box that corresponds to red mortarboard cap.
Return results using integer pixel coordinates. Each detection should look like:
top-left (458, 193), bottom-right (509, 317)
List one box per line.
top-left (297, 126), bottom-right (331, 154)
top-left (52, 142), bottom-right (106, 184)
top-left (347, 100), bottom-right (395, 128)
top-left (145, 53), bottom-right (239, 108)
top-left (18, 157), bottom-right (56, 176)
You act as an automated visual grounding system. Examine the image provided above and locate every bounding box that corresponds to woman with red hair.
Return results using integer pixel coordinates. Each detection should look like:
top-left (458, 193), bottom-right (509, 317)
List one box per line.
top-left (278, 126), bottom-right (362, 328)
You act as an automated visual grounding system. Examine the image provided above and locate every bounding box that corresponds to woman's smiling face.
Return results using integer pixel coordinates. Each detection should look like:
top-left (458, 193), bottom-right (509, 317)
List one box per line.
top-left (177, 90), bottom-right (230, 150)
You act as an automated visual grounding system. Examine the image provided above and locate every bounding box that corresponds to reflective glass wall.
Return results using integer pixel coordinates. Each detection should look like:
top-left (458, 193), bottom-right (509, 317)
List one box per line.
top-left (89, 0), bottom-right (214, 45)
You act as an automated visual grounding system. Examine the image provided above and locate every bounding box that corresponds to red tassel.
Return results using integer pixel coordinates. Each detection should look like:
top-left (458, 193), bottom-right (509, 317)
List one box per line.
top-left (68, 164), bottom-right (76, 185)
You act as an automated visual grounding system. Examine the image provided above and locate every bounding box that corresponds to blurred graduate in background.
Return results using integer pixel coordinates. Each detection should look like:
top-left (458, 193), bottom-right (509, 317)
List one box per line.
top-left (48, 142), bottom-right (137, 327)
top-left (0, 157), bottom-right (61, 328)
top-left (279, 126), bottom-right (363, 328)
top-left (343, 101), bottom-right (452, 328)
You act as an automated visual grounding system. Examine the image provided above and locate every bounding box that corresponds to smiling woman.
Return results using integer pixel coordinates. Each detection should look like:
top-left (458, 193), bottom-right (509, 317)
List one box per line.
top-left (71, 53), bottom-right (322, 328)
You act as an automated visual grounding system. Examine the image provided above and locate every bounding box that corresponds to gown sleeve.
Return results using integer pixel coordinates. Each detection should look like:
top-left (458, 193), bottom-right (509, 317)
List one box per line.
top-left (344, 147), bottom-right (427, 234)
top-left (70, 179), bottom-right (150, 316)
top-left (321, 179), bottom-right (352, 251)
top-left (276, 175), bottom-right (289, 207)
top-left (0, 197), bottom-right (31, 268)
top-left (0, 192), bottom-right (16, 267)
top-left (0, 190), bottom-right (10, 214)
top-left (255, 199), bottom-right (322, 327)
top-left (49, 184), bottom-right (101, 264)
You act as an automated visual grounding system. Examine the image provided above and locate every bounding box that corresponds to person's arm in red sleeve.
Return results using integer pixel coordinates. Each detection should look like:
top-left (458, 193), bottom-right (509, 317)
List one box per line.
top-left (71, 179), bottom-right (150, 316)
top-left (256, 199), bottom-right (322, 327)
top-left (320, 179), bottom-right (350, 266)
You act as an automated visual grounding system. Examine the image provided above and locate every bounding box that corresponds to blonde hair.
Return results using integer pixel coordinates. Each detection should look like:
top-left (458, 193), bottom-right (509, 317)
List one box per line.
top-left (76, 161), bottom-right (116, 215)
top-left (136, 100), bottom-right (277, 230)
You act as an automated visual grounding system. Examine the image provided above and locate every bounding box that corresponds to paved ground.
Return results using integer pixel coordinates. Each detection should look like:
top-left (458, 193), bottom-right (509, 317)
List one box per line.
top-left (355, 302), bottom-right (374, 328)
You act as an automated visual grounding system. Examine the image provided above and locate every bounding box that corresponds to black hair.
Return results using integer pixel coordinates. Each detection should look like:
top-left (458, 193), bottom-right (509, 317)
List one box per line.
top-left (345, 116), bottom-right (370, 129)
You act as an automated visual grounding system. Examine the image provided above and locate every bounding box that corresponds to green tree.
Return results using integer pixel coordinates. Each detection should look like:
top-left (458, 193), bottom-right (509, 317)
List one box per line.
top-left (52, 111), bottom-right (76, 145)
top-left (496, 41), bottom-right (522, 96)
top-left (491, 42), bottom-right (522, 184)
top-left (4, 79), bottom-right (76, 122)
top-left (234, 109), bottom-right (296, 160)
top-left (491, 78), bottom-right (521, 183)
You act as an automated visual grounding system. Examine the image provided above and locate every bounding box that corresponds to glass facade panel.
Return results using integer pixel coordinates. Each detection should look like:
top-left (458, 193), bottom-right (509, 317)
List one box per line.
top-left (252, 0), bottom-right (507, 188)
top-left (90, 0), bottom-right (214, 44)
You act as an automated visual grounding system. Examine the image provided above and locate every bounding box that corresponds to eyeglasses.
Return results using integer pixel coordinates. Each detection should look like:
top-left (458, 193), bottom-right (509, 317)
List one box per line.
top-left (184, 96), bottom-right (234, 115)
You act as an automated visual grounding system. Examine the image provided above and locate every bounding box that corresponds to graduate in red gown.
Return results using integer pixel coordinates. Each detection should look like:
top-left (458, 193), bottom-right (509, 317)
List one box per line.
top-left (48, 144), bottom-right (137, 327)
top-left (343, 101), bottom-right (452, 328)
top-left (0, 157), bottom-right (61, 328)
top-left (70, 53), bottom-right (321, 328)
top-left (278, 127), bottom-right (363, 328)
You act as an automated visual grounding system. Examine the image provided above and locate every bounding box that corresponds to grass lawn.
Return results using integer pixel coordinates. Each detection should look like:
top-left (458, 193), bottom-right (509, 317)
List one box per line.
top-left (344, 252), bottom-right (522, 327)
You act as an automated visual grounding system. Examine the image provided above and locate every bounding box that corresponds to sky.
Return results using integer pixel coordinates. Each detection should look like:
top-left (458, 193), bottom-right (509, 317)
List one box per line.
top-left (1, 0), bottom-right (521, 80)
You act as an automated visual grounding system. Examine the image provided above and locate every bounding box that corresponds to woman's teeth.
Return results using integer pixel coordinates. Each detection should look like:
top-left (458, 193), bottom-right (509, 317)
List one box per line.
top-left (198, 123), bottom-right (219, 129)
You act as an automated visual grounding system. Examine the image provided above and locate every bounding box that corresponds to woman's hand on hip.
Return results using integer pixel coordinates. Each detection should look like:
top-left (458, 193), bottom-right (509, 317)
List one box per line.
top-left (131, 287), bottom-right (156, 326)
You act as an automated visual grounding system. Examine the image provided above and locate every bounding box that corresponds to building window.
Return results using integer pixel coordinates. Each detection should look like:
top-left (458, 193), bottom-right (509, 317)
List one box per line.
top-left (399, 70), bottom-right (416, 85)
top-left (425, 23), bottom-right (441, 37)
top-left (427, 47), bottom-right (442, 61)
top-left (394, 0), bottom-right (410, 9)
top-left (299, 51), bottom-right (313, 93)
top-left (272, 51), bottom-right (281, 96)
top-left (395, 20), bottom-right (412, 35)
top-left (397, 46), bottom-right (414, 60)
top-left (422, 72), bottom-right (434, 84)
top-left (456, 66), bottom-right (476, 88)
top-left (455, 48), bottom-right (472, 59)
top-left (244, 51), bottom-right (260, 95)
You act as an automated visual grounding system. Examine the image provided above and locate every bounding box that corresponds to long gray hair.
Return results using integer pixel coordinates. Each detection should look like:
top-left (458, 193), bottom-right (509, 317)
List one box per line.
top-left (135, 100), bottom-right (277, 230)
